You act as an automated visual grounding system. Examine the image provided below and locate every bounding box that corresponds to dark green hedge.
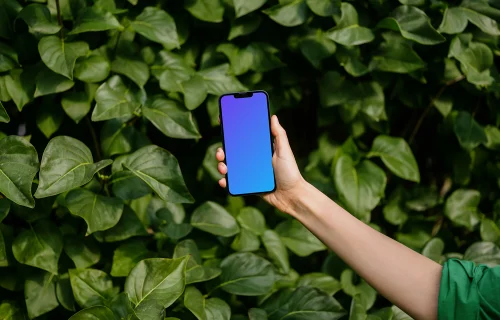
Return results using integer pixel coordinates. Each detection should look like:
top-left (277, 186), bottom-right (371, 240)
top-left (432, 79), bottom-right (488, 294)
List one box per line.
top-left (0, 0), bottom-right (500, 319)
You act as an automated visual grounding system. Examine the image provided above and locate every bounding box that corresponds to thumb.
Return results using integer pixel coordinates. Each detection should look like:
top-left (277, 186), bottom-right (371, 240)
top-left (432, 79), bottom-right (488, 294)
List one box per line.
top-left (271, 115), bottom-right (293, 158)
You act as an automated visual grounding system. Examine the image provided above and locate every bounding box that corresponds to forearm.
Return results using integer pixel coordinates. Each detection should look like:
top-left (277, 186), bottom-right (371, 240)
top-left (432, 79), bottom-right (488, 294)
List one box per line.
top-left (288, 181), bottom-right (442, 320)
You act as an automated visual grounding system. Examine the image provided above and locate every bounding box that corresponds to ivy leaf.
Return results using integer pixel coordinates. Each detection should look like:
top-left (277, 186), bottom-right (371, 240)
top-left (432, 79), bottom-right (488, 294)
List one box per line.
top-left (0, 43), bottom-right (18, 73)
top-left (66, 189), bottom-right (124, 235)
top-left (383, 188), bottom-right (408, 226)
top-left (74, 55), bottom-right (111, 83)
top-left (108, 293), bottom-right (138, 320)
top-left (262, 287), bottom-right (346, 319)
top-left (263, 0), bottom-right (309, 27)
top-left (143, 97), bottom-right (201, 139)
top-left (18, 4), bottom-right (61, 35)
top-left (368, 135), bottom-right (420, 182)
top-left (184, 286), bottom-right (207, 320)
top-left (34, 67), bottom-right (74, 98)
top-left (247, 42), bottom-right (285, 72)
top-left (231, 228), bottom-right (260, 252)
top-left (249, 308), bottom-right (268, 320)
top-left (132, 7), bottom-right (179, 49)
top-left (68, 7), bottom-right (122, 35)
top-left (184, 0), bottom-right (224, 23)
top-left (64, 236), bottom-right (100, 269)
top-left (61, 86), bottom-right (95, 124)
top-left (228, 15), bottom-right (262, 40)
top-left (198, 64), bottom-right (247, 95)
top-left (12, 220), bottom-right (63, 274)
top-left (5, 68), bottom-right (36, 111)
top-left (306, 0), bottom-right (340, 17)
top-left (205, 298), bottom-right (231, 320)
top-left (262, 229), bottom-right (290, 273)
top-left (297, 273), bottom-right (342, 296)
top-left (56, 273), bottom-right (75, 311)
top-left (453, 111), bottom-right (488, 150)
top-left (326, 3), bottom-right (374, 46)
top-left (484, 125), bottom-right (500, 151)
top-left (0, 136), bottom-right (39, 208)
top-left (191, 201), bottom-right (240, 237)
top-left (377, 5), bottom-right (445, 45)
top-left (439, 7), bottom-right (500, 36)
top-left (463, 242), bottom-right (500, 267)
top-left (341, 269), bottom-right (376, 310)
top-left (370, 33), bottom-right (425, 73)
top-left (69, 269), bottom-right (117, 308)
top-left (219, 252), bottom-right (275, 296)
top-left (69, 306), bottom-right (115, 320)
top-left (181, 74), bottom-right (208, 110)
top-left (24, 270), bottom-right (59, 319)
top-left (35, 136), bottom-right (112, 198)
top-left (234, 0), bottom-right (267, 17)
top-left (94, 205), bottom-right (148, 242)
top-left (121, 145), bottom-right (194, 203)
top-left (421, 238), bottom-right (445, 263)
top-left (111, 56), bottom-right (150, 88)
top-left (444, 189), bottom-right (481, 231)
top-left (151, 51), bottom-right (194, 92)
top-left (91, 75), bottom-right (142, 121)
top-left (38, 36), bottom-right (89, 79)
top-left (111, 240), bottom-right (152, 277)
top-left (125, 257), bottom-right (189, 319)
top-left (36, 101), bottom-right (64, 139)
top-left (173, 239), bottom-right (222, 284)
top-left (275, 219), bottom-right (326, 256)
top-left (0, 301), bottom-right (24, 320)
top-left (333, 155), bottom-right (387, 221)
top-left (480, 218), bottom-right (500, 244)
top-left (299, 30), bottom-right (336, 69)
top-left (237, 207), bottom-right (267, 235)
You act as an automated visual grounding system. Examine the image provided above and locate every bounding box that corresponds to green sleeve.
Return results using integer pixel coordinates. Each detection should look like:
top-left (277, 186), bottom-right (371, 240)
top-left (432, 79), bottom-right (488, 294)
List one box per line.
top-left (438, 258), bottom-right (500, 320)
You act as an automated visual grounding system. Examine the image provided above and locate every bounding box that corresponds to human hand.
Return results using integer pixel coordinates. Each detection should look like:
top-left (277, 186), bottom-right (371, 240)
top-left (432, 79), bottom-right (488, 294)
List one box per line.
top-left (216, 115), bottom-right (306, 214)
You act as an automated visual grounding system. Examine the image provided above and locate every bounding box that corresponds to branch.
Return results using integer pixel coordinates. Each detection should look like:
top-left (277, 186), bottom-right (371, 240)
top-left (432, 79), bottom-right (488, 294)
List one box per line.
top-left (408, 75), bottom-right (465, 145)
top-left (55, 0), bottom-right (63, 39)
top-left (85, 115), bottom-right (102, 161)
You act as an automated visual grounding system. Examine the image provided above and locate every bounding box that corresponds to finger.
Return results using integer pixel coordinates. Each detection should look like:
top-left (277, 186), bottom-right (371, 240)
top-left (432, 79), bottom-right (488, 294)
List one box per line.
top-left (270, 115), bottom-right (292, 157)
top-left (218, 162), bottom-right (227, 175)
top-left (216, 148), bottom-right (225, 161)
top-left (218, 115), bottom-right (221, 124)
top-left (218, 178), bottom-right (227, 188)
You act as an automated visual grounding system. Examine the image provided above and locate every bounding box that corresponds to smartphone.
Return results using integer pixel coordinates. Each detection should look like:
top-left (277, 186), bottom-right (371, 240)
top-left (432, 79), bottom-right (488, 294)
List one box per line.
top-left (219, 90), bottom-right (276, 196)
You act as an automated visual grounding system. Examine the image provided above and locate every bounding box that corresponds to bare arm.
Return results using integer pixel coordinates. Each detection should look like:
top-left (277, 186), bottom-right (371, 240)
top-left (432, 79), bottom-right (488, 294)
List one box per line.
top-left (216, 115), bottom-right (442, 320)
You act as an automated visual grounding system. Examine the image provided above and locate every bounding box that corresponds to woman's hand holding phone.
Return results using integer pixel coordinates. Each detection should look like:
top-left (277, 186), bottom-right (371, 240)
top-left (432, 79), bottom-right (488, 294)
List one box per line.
top-left (216, 115), bottom-right (305, 215)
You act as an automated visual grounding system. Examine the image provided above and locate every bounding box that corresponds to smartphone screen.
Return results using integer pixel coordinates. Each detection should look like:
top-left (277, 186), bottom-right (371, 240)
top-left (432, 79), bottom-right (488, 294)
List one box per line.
top-left (219, 91), bottom-right (275, 196)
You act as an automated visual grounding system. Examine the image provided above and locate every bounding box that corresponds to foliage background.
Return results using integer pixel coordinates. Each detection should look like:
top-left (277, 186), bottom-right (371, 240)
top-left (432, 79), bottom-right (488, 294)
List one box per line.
top-left (1, 0), bottom-right (500, 319)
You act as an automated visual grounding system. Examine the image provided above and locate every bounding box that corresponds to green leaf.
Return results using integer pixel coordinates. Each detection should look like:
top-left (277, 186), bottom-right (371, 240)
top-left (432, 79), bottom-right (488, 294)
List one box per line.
top-left (480, 218), bottom-right (500, 244)
top-left (191, 201), bottom-right (240, 236)
top-left (275, 219), bottom-right (326, 256)
top-left (68, 7), bottom-right (122, 34)
top-left (203, 142), bottom-right (223, 181)
top-left (341, 269), bottom-right (376, 310)
top-left (35, 136), bottom-right (112, 198)
top-left (181, 74), bottom-right (208, 110)
top-left (263, 0), bottom-right (309, 27)
top-left (74, 55), bottom-right (111, 83)
top-left (173, 239), bottom-right (222, 284)
top-left (56, 273), bottom-right (75, 311)
top-left (12, 220), bottom-right (62, 274)
top-left (35, 67), bottom-right (74, 97)
top-left (463, 242), bottom-right (500, 267)
top-left (198, 64), bottom-right (247, 95)
top-left (69, 268), bottom-right (116, 308)
top-left (234, 0), bottom-right (267, 17)
top-left (94, 205), bottom-right (148, 242)
top-left (143, 97), bottom-right (201, 139)
top-left (368, 135), bottom-right (420, 182)
top-left (262, 287), bottom-right (346, 320)
top-left (0, 136), bottom-right (39, 207)
top-left (438, 7), bottom-right (468, 34)
top-left (370, 33), bottom-right (425, 73)
top-left (184, 286), bottom-right (207, 320)
top-left (306, 0), bottom-right (340, 17)
top-left (484, 125), bottom-right (500, 150)
top-left (18, 4), bottom-right (61, 35)
top-left (125, 257), bottom-right (188, 318)
top-left (383, 188), bottom-right (408, 226)
top-left (132, 7), bottom-right (179, 49)
top-left (237, 207), bottom-right (267, 235)
top-left (111, 56), bottom-right (150, 88)
top-left (318, 71), bottom-right (352, 107)
top-left (205, 298), bottom-right (231, 320)
top-left (228, 15), bottom-right (262, 40)
top-left (38, 36), bottom-right (89, 79)
top-left (25, 271), bottom-right (59, 319)
top-left (100, 119), bottom-right (147, 158)
top-left (231, 228), bottom-right (260, 252)
top-left (219, 252), bottom-right (275, 296)
top-left (0, 43), bottom-right (18, 73)
top-left (0, 301), bottom-right (24, 320)
top-left (66, 189), bottom-right (124, 235)
top-left (262, 230), bottom-right (290, 273)
top-left (0, 198), bottom-right (9, 223)
top-left (69, 306), bottom-right (115, 320)
top-left (216, 43), bottom-right (253, 75)
top-left (121, 145), bottom-right (194, 203)
top-left (462, 7), bottom-right (500, 36)
top-left (326, 3), bottom-right (374, 46)
top-left (36, 101), bottom-right (64, 139)
top-left (333, 155), bottom-right (387, 221)
top-left (247, 42), bottom-right (285, 72)
top-left (91, 75), bottom-right (142, 121)
top-left (377, 6), bottom-right (445, 45)
top-left (249, 308), bottom-right (268, 320)
top-left (64, 236), bottom-right (100, 269)
top-left (184, 0), bottom-right (224, 23)
top-left (61, 87), bottom-right (95, 124)
top-left (151, 51), bottom-right (194, 93)
top-left (297, 272), bottom-right (342, 296)
top-left (444, 189), bottom-right (481, 231)
top-left (421, 238), bottom-right (444, 263)
top-left (395, 228), bottom-right (431, 250)
top-left (108, 293), bottom-right (138, 320)
top-left (160, 222), bottom-right (193, 240)
top-left (299, 30), bottom-right (336, 69)
top-left (111, 240), bottom-right (151, 277)
top-left (453, 111), bottom-right (487, 150)
top-left (4, 68), bottom-right (36, 111)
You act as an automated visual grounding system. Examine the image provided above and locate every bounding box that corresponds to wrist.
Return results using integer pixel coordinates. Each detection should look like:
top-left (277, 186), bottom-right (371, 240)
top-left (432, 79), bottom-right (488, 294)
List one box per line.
top-left (286, 179), bottom-right (315, 218)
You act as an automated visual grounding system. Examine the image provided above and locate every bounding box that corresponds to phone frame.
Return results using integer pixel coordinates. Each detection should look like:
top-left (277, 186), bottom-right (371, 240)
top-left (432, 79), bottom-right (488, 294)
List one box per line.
top-left (218, 90), bottom-right (277, 196)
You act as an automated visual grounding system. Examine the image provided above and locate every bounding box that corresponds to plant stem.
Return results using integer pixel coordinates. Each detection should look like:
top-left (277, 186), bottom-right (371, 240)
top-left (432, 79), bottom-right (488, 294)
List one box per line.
top-left (85, 115), bottom-right (102, 161)
top-left (55, 0), bottom-right (63, 39)
top-left (408, 75), bottom-right (465, 145)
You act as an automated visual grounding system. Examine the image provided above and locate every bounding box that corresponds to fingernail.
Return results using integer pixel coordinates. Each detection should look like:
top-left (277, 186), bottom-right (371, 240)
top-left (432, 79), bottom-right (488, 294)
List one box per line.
top-left (275, 115), bottom-right (279, 124)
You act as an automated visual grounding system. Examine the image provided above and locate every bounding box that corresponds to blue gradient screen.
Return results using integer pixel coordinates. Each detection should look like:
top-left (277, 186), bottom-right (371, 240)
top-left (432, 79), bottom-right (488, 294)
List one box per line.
top-left (220, 92), bottom-right (275, 195)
